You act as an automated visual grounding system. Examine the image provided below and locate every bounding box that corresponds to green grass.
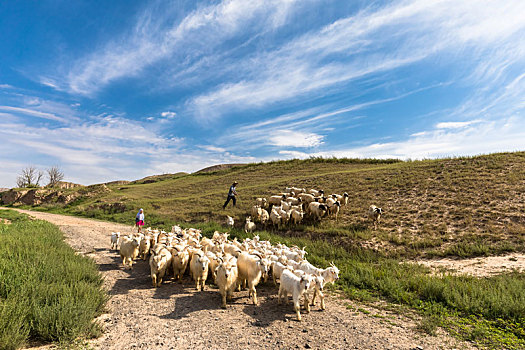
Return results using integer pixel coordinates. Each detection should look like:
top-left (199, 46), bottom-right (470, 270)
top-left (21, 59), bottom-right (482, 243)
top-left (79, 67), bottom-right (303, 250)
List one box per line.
top-left (11, 151), bottom-right (524, 259)
top-left (0, 210), bottom-right (107, 349)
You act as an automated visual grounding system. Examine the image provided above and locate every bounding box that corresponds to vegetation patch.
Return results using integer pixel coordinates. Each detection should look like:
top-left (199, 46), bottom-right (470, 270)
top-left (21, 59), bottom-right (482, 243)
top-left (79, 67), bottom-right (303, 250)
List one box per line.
top-left (0, 210), bottom-right (107, 349)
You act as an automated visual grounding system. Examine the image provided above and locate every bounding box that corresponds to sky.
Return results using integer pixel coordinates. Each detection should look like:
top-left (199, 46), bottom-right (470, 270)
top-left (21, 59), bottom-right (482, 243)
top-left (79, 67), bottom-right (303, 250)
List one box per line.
top-left (1, 0), bottom-right (524, 187)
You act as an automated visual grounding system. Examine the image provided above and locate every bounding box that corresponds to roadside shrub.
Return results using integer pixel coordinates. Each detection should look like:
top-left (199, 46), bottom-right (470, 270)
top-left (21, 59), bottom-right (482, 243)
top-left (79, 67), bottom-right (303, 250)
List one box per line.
top-left (0, 210), bottom-right (106, 348)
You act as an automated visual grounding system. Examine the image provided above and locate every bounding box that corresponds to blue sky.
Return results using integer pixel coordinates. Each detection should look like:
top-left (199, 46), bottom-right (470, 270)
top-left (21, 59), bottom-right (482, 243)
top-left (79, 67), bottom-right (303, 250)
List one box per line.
top-left (1, 0), bottom-right (524, 187)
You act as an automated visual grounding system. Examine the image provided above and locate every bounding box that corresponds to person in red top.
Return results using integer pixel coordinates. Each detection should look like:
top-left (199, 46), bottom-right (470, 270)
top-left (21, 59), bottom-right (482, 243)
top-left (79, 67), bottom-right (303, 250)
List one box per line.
top-left (222, 181), bottom-right (238, 209)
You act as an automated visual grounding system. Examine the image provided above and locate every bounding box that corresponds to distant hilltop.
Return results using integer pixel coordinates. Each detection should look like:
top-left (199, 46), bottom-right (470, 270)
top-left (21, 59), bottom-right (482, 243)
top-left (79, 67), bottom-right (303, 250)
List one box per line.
top-left (0, 188), bottom-right (9, 193)
top-left (194, 163), bottom-right (246, 174)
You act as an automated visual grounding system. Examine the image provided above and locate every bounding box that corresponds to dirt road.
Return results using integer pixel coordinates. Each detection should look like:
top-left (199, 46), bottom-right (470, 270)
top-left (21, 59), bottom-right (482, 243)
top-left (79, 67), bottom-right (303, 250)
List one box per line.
top-left (8, 209), bottom-right (472, 350)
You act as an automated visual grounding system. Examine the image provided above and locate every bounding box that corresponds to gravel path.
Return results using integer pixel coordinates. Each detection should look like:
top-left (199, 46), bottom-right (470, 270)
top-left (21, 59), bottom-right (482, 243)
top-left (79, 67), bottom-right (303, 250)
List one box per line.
top-left (7, 208), bottom-right (473, 350)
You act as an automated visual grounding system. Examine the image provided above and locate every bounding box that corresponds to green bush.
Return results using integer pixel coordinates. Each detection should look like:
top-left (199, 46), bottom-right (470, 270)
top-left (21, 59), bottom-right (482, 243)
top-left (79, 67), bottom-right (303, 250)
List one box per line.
top-left (0, 210), bottom-right (106, 349)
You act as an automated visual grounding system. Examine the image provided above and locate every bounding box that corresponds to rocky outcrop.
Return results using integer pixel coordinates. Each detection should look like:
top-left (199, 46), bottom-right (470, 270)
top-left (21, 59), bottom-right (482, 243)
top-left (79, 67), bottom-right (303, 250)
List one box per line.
top-left (1, 189), bottom-right (27, 205)
top-left (55, 181), bottom-right (83, 190)
top-left (19, 189), bottom-right (47, 206)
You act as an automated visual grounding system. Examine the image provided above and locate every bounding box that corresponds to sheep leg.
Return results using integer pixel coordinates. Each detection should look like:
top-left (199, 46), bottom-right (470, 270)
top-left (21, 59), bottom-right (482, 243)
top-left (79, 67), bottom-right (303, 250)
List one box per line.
top-left (221, 291), bottom-right (227, 309)
top-left (151, 274), bottom-right (157, 288)
top-left (304, 295), bottom-right (310, 313)
top-left (294, 299), bottom-right (302, 321)
top-left (196, 278), bottom-right (201, 291)
top-left (249, 282), bottom-right (258, 305)
top-left (273, 272), bottom-right (278, 286)
top-left (311, 289), bottom-right (317, 305)
top-left (319, 291), bottom-right (325, 310)
top-left (278, 287), bottom-right (283, 304)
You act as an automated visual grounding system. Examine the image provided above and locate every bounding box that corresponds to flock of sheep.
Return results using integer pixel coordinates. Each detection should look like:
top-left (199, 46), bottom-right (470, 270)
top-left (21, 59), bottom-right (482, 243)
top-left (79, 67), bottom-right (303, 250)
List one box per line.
top-left (110, 226), bottom-right (340, 321)
top-left (107, 185), bottom-right (385, 321)
top-left (234, 186), bottom-right (383, 231)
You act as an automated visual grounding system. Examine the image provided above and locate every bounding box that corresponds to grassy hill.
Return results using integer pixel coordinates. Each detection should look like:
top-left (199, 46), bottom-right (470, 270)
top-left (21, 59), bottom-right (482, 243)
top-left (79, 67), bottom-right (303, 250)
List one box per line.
top-left (22, 151), bottom-right (525, 259)
top-left (6, 151), bottom-right (525, 348)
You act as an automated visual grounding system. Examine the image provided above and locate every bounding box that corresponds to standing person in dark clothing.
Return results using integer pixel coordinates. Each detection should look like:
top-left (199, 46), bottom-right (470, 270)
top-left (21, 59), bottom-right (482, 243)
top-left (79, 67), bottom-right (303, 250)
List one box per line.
top-left (223, 181), bottom-right (238, 209)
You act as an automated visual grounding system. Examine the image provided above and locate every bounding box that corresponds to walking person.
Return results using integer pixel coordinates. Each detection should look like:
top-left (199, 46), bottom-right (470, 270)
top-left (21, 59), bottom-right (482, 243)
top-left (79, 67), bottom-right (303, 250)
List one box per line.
top-left (222, 181), bottom-right (238, 209)
top-left (135, 208), bottom-right (145, 233)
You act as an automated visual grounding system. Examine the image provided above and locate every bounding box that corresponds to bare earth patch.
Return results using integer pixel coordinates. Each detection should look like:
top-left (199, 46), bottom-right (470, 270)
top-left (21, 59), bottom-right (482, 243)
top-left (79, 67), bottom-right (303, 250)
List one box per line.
top-left (415, 253), bottom-right (525, 277)
top-left (9, 209), bottom-right (474, 350)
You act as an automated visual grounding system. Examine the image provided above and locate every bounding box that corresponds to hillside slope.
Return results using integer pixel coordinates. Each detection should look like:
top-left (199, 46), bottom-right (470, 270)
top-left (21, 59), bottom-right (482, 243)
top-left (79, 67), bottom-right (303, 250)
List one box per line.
top-left (7, 152), bottom-right (525, 258)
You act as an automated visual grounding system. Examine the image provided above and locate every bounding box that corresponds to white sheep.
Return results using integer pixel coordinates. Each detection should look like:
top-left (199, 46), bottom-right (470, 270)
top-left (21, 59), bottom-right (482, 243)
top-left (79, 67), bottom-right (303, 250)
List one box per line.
top-left (251, 205), bottom-right (263, 222)
top-left (268, 194), bottom-right (286, 207)
top-left (110, 232), bottom-right (120, 250)
top-left (271, 261), bottom-right (292, 286)
top-left (244, 216), bottom-right (256, 233)
top-left (308, 189), bottom-right (324, 196)
top-left (286, 197), bottom-right (301, 206)
top-left (226, 215), bottom-right (234, 228)
top-left (290, 209), bottom-right (304, 225)
top-left (308, 202), bottom-right (328, 220)
top-left (286, 187), bottom-right (306, 195)
top-left (206, 251), bottom-right (222, 282)
top-left (255, 197), bottom-right (268, 208)
top-left (138, 235), bottom-right (151, 260)
top-left (223, 243), bottom-right (242, 257)
top-left (119, 236), bottom-right (141, 268)
top-left (325, 198), bottom-right (341, 220)
top-left (294, 271), bottom-right (326, 310)
top-left (149, 245), bottom-right (172, 287)
top-left (281, 200), bottom-right (292, 211)
top-left (368, 205), bottom-right (383, 229)
top-left (332, 192), bottom-right (349, 206)
top-left (269, 209), bottom-right (282, 229)
top-left (170, 245), bottom-right (189, 281)
top-left (215, 255), bottom-right (238, 308)
top-left (190, 250), bottom-right (210, 291)
top-left (278, 269), bottom-right (312, 321)
top-left (260, 209), bottom-right (270, 226)
top-left (236, 252), bottom-right (270, 305)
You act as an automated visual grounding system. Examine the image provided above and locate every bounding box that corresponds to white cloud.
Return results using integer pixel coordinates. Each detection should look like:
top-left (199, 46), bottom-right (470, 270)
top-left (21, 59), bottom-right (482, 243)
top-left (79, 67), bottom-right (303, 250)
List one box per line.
top-left (201, 145), bottom-right (226, 153)
top-left (0, 106), bottom-right (69, 123)
top-left (269, 130), bottom-right (324, 148)
top-left (59, 0), bottom-right (307, 95)
top-left (436, 120), bottom-right (482, 129)
top-left (189, 0), bottom-right (525, 118)
top-left (285, 117), bottom-right (525, 160)
top-left (160, 111), bottom-right (176, 119)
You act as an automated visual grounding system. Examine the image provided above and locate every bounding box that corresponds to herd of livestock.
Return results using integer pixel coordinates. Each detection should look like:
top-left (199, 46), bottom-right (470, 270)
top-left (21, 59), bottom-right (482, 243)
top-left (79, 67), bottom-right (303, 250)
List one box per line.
top-left (240, 186), bottom-right (383, 231)
top-left (110, 186), bottom-right (384, 321)
top-left (111, 226), bottom-right (339, 321)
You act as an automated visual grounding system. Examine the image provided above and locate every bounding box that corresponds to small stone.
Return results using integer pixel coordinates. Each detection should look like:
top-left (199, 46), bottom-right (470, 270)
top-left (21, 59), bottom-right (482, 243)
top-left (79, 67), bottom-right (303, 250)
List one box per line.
top-left (305, 344), bottom-right (311, 349)
top-left (302, 329), bottom-right (308, 333)
top-left (415, 346), bottom-right (424, 350)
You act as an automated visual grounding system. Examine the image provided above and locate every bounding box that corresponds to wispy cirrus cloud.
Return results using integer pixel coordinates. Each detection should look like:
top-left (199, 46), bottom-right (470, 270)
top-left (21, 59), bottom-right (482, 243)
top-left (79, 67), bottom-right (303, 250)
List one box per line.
top-left (189, 0), bottom-right (525, 120)
top-left (0, 106), bottom-right (68, 123)
top-left (54, 0), bottom-right (309, 96)
top-left (436, 120), bottom-right (482, 129)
